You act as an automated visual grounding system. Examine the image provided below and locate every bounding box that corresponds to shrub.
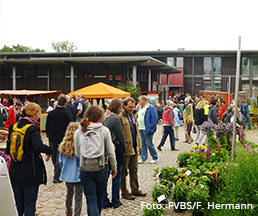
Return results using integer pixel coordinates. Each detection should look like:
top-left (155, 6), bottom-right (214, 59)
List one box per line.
top-left (177, 152), bottom-right (191, 167)
top-left (187, 185), bottom-right (209, 214)
top-left (172, 183), bottom-right (189, 203)
top-left (152, 185), bottom-right (170, 204)
top-left (209, 147), bottom-right (258, 216)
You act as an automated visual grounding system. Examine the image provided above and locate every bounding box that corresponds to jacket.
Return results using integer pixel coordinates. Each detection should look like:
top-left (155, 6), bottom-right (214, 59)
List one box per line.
top-left (141, 104), bottom-right (158, 134)
top-left (6, 118), bottom-right (52, 186)
top-left (74, 123), bottom-right (117, 170)
top-left (119, 110), bottom-right (141, 156)
top-left (73, 100), bottom-right (85, 119)
top-left (4, 106), bottom-right (19, 128)
top-left (218, 105), bottom-right (228, 120)
top-left (162, 106), bottom-right (174, 126)
top-left (194, 108), bottom-right (208, 125)
top-left (208, 105), bottom-right (218, 124)
top-left (173, 107), bottom-right (182, 127)
top-left (46, 106), bottom-right (72, 144)
top-left (103, 113), bottom-right (126, 166)
top-left (59, 153), bottom-right (81, 183)
top-left (183, 103), bottom-right (194, 123)
top-left (66, 102), bottom-right (76, 121)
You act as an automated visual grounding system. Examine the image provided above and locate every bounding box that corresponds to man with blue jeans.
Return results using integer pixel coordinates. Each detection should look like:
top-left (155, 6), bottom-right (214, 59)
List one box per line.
top-left (241, 100), bottom-right (252, 130)
top-left (157, 101), bottom-right (178, 151)
top-left (138, 96), bottom-right (159, 164)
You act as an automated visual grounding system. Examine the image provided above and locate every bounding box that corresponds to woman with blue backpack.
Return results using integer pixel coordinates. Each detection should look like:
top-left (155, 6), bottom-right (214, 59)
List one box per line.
top-left (74, 105), bottom-right (117, 216)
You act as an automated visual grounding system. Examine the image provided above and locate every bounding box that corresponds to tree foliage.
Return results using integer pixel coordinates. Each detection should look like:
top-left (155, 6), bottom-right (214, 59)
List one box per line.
top-left (117, 80), bottom-right (141, 103)
top-left (0, 44), bottom-right (45, 53)
top-left (51, 40), bottom-right (77, 52)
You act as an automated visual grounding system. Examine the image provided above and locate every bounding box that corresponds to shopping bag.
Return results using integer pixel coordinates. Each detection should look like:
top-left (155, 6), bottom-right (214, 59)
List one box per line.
top-left (0, 156), bottom-right (17, 216)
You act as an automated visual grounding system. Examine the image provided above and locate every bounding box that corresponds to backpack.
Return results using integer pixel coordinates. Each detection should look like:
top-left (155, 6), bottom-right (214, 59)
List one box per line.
top-left (10, 123), bottom-right (33, 162)
top-left (0, 107), bottom-right (8, 122)
top-left (178, 111), bottom-right (183, 121)
top-left (79, 127), bottom-right (105, 172)
top-left (242, 103), bottom-right (249, 115)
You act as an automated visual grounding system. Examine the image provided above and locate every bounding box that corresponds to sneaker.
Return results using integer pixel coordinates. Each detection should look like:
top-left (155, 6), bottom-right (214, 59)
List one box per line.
top-left (132, 191), bottom-right (147, 197)
top-left (149, 158), bottom-right (159, 164)
top-left (157, 146), bottom-right (162, 151)
top-left (53, 179), bottom-right (62, 184)
top-left (66, 211), bottom-right (72, 216)
top-left (138, 159), bottom-right (146, 164)
top-left (113, 202), bottom-right (123, 209)
top-left (122, 193), bottom-right (136, 200)
top-left (171, 148), bottom-right (179, 151)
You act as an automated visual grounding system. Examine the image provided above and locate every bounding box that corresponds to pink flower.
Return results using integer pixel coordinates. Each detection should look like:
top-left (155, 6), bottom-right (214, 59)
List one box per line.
top-left (206, 145), bottom-right (210, 162)
top-left (215, 173), bottom-right (218, 182)
top-left (218, 141), bottom-right (221, 156)
top-left (198, 147), bottom-right (202, 159)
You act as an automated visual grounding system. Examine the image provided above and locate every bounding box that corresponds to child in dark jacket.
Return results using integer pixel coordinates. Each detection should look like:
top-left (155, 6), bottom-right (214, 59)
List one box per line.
top-left (59, 122), bottom-right (83, 216)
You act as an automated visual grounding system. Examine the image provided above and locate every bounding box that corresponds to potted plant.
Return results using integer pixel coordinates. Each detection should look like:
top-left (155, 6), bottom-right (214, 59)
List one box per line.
top-left (187, 185), bottom-right (209, 216)
top-left (177, 152), bottom-right (191, 167)
top-left (143, 202), bottom-right (165, 216)
top-left (152, 184), bottom-right (171, 205)
top-left (172, 183), bottom-right (189, 212)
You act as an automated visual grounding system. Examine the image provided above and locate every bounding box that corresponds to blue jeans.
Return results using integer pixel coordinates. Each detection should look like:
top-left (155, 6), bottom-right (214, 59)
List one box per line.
top-left (242, 113), bottom-right (251, 130)
top-left (103, 164), bottom-right (123, 208)
top-left (12, 184), bottom-right (39, 216)
top-left (80, 166), bottom-right (109, 216)
top-left (140, 130), bottom-right (158, 161)
top-left (158, 126), bottom-right (175, 149)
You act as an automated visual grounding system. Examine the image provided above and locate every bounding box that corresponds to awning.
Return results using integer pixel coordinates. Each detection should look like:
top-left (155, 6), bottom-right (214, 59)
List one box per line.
top-left (68, 82), bottom-right (130, 98)
top-left (0, 56), bottom-right (181, 74)
top-left (0, 90), bottom-right (61, 98)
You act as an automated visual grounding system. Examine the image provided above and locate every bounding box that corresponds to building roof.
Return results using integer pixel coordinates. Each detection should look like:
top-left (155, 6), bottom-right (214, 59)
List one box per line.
top-left (0, 56), bottom-right (181, 73)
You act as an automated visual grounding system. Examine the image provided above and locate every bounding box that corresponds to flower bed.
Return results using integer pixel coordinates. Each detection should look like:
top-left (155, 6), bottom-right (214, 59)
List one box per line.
top-left (144, 121), bottom-right (258, 216)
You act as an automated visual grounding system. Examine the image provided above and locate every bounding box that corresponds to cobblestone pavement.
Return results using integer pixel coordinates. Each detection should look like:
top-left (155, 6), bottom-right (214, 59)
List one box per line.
top-left (36, 125), bottom-right (258, 216)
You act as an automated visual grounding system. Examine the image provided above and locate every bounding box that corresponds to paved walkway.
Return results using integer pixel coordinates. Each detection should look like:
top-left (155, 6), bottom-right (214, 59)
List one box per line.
top-left (36, 125), bottom-right (257, 216)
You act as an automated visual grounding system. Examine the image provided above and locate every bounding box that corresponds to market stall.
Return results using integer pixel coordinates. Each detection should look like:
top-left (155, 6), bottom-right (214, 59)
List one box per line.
top-left (68, 82), bottom-right (131, 98)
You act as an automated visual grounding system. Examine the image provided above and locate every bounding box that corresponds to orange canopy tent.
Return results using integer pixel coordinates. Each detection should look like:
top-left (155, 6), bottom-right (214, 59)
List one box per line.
top-left (0, 90), bottom-right (61, 98)
top-left (68, 82), bottom-right (130, 98)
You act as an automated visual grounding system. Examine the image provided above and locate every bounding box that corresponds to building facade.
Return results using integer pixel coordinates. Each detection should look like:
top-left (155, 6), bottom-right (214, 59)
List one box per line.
top-left (0, 50), bottom-right (257, 98)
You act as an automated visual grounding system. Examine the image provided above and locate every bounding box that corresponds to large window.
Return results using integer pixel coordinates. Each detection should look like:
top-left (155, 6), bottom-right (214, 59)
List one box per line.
top-left (204, 57), bottom-right (212, 74)
top-left (213, 57), bottom-right (221, 74)
top-left (167, 57), bottom-right (175, 67)
top-left (242, 57), bottom-right (250, 75)
top-left (252, 56), bottom-right (258, 75)
top-left (203, 57), bottom-right (221, 74)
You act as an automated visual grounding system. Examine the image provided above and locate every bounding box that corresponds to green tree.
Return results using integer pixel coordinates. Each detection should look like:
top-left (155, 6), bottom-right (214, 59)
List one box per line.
top-left (117, 81), bottom-right (141, 103)
top-left (51, 40), bottom-right (77, 52)
top-left (0, 44), bottom-right (45, 52)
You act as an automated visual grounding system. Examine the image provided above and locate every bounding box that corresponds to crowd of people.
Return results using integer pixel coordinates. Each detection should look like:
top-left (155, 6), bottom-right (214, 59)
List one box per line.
top-left (0, 92), bottom-right (253, 216)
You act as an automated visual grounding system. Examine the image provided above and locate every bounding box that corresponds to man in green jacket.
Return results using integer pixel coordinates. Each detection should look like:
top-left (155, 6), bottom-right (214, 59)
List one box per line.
top-left (119, 97), bottom-right (147, 200)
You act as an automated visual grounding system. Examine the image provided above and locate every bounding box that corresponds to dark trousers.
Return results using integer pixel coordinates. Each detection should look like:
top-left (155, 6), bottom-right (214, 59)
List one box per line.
top-left (103, 164), bottom-right (123, 208)
top-left (158, 126), bottom-right (175, 149)
top-left (121, 154), bottom-right (139, 195)
top-left (49, 142), bottom-right (61, 180)
top-left (80, 166), bottom-right (109, 216)
top-left (65, 182), bottom-right (83, 216)
top-left (12, 184), bottom-right (39, 216)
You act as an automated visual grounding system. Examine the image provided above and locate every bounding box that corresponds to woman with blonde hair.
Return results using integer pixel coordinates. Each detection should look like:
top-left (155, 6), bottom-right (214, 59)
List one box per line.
top-left (59, 122), bottom-right (83, 216)
top-left (6, 102), bottom-right (52, 216)
top-left (194, 100), bottom-right (208, 146)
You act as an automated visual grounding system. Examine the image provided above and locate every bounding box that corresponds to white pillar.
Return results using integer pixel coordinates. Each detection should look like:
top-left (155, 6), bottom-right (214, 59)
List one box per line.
top-left (148, 69), bottom-right (152, 91)
top-left (132, 65), bottom-right (137, 87)
top-left (159, 72), bottom-right (162, 91)
top-left (70, 66), bottom-right (74, 92)
top-left (167, 73), bottom-right (169, 99)
top-left (12, 66), bottom-right (16, 90)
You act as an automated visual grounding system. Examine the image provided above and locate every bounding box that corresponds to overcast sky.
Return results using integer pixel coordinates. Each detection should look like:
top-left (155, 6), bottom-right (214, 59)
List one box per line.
top-left (0, 0), bottom-right (257, 52)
